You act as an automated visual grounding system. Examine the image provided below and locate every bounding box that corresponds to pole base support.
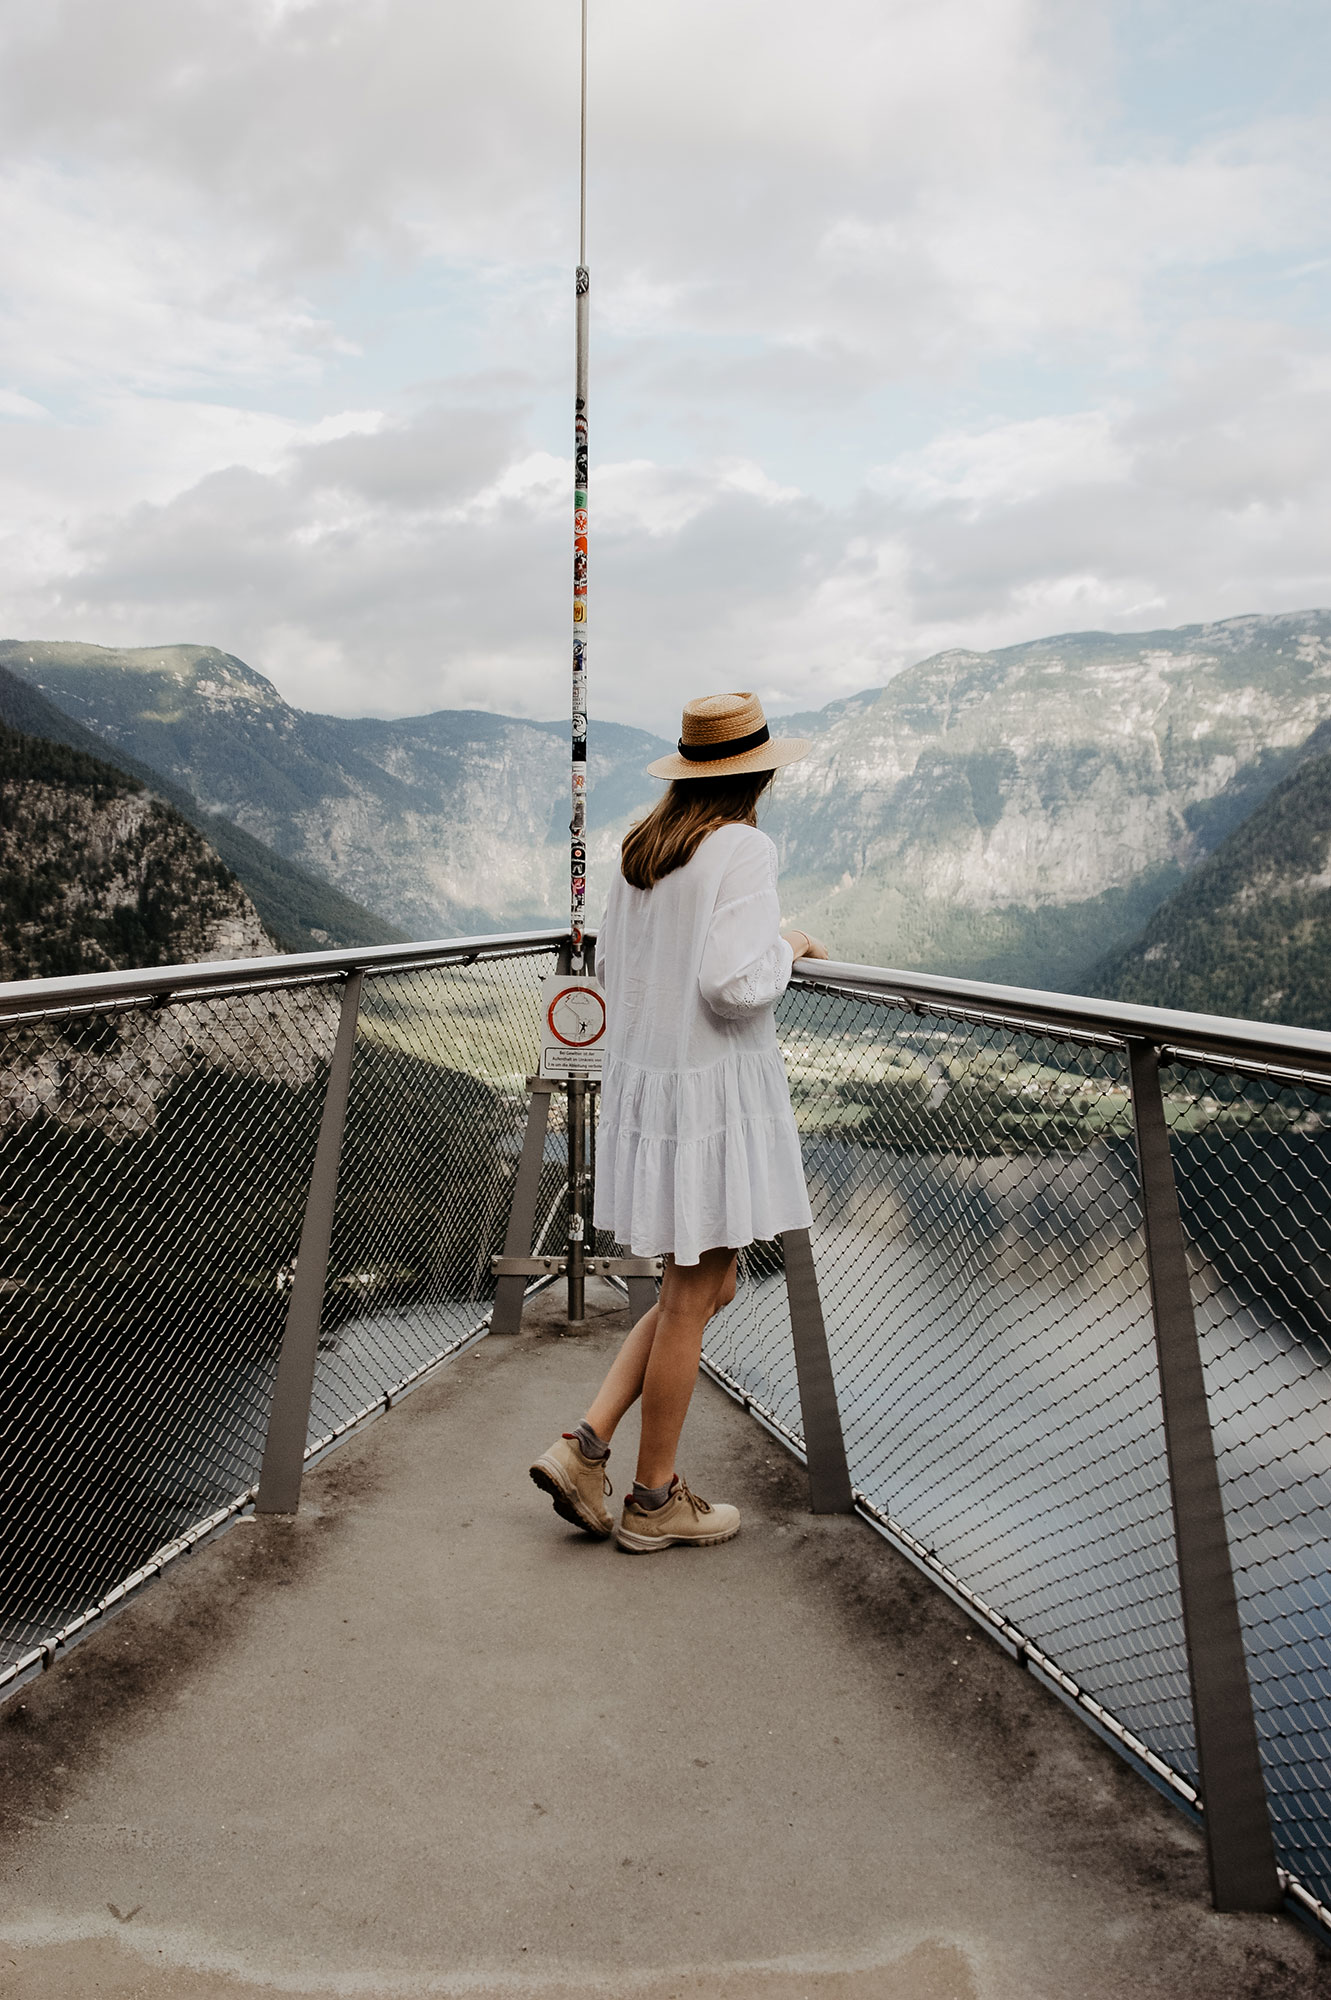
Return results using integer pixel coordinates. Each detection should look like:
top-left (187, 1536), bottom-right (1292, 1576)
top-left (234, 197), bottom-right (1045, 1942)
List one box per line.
top-left (490, 1254), bottom-right (662, 1279)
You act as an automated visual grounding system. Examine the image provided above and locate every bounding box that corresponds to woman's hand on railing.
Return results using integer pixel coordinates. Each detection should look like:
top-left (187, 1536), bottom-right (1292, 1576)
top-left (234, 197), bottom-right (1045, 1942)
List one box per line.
top-left (782, 928), bottom-right (829, 962)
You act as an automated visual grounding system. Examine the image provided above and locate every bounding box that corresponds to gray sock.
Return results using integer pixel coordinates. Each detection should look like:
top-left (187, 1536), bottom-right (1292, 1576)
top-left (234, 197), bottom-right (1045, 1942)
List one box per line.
top-left (632, 1477), bottom-right (674, 1511)
top-left (570, 1420), bottom-right (609, 1463)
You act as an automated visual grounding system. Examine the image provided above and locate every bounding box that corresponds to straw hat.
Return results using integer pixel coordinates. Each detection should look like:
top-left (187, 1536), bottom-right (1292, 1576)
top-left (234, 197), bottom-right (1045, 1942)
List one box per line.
top-left (646, 692), bottom-right (810, 781)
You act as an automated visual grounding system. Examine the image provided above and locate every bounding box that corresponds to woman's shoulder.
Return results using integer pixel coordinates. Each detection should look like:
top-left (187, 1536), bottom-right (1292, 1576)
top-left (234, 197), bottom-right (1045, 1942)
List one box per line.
top-left (707, 820), bottom-right (776, 859)
top-left (704, 821), bottom-right (779, 892)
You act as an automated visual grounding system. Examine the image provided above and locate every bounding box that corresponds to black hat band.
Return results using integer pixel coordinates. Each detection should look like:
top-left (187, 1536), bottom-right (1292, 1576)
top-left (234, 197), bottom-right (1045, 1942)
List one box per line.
top-left (677, 722), bottom-right (771, 762)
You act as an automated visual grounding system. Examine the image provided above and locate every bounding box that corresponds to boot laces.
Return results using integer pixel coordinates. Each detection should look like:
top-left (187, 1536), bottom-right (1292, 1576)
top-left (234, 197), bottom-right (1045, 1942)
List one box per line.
top-left (565, 1433), bottom-right (611, 1498)
top-left (676, 1478), bottom-right (711, 1516)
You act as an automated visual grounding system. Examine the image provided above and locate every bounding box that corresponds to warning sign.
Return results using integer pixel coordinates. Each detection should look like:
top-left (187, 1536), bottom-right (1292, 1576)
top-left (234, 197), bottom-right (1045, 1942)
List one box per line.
top-left (539, 975), bottom-right (607, 1079)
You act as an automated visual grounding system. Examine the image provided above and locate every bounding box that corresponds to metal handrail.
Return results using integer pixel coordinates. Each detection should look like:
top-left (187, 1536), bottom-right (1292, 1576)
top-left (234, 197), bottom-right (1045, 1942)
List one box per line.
top-left (11, 929), bottom-right (1327, 1074)
top-left (791, 955), bottom-right (1331, 1081)
top-left (0, 927), bottom-right (567, 1020)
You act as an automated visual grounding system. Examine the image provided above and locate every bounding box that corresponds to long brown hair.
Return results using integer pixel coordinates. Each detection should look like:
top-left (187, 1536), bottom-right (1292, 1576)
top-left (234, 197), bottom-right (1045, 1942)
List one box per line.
top-left (621, 769), bottom-right (775, 890)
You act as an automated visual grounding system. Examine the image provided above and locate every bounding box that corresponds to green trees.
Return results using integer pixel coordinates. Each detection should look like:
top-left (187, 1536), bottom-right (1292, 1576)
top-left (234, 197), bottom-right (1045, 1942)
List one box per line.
top-left (0, 721), bottom-right (269, 977)
top-left (1093, 726), bottom-right (1331, 1030)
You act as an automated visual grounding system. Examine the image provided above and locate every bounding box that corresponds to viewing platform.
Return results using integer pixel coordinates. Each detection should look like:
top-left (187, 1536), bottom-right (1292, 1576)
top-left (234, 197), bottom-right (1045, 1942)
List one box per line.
top-left (4, 1283), bottom-right (1324, 2000)
top-left (4, 929), bottom-right (1331, 1996)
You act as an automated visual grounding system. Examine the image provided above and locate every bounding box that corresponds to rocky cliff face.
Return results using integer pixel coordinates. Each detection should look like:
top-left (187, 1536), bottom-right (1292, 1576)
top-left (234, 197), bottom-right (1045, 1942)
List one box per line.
top-left (0, 725), bottom-right (272, 979)
top-left (1089, 717), bottom-right (1331, 1030)
top-left (767, 610), bottom-right (1331, 985)
top-left (9, 614), bottom-right (1331, 988)
top-left (0, 661), bottom-right (405, 953)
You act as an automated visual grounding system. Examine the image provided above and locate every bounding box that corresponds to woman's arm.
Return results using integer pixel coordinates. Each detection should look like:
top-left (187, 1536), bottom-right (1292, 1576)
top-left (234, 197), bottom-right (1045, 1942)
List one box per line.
top-left (698, 835), bottom-right (796, 1020)
top-left (780, 927), bottom-right (829, 962)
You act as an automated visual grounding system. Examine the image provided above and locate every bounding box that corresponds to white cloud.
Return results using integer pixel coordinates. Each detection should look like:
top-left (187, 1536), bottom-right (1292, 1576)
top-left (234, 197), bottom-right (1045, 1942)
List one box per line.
top-left (36, 333), bottom-right (1326, 731)
top-left (0, 388), bottom-right (47, 420)
top-left (0, 0), bottom-right (1325, 727)
top-left (871, 413), bottom-right (1131, 512)
top-left (0, 163), bottom-right (345, 396)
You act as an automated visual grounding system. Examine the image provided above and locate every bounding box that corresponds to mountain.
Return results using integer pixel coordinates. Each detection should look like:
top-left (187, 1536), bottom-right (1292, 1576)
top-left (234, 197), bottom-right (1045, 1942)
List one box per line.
top-left (0, 661), bottom-right (403, 953)
top-left (0, 723), bottom-right (271, 979)
top-left (767, 688), bottom-right (883, 736)
top-left (765, 611), bottom-right (1331, 987)
top-left (0, 642), bottom-right (668, 940)
top-left (9, 614), bottom-right (1331, 990)
top-left (1088, 717), bottom-right (1331, 1030)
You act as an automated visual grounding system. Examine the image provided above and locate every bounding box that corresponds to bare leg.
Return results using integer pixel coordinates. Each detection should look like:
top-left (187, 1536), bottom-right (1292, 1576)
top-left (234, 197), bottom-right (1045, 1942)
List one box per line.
top-left (583, 1250), bottom-right (737, 1468)
top-left (635, 1249), bottom-right (736, 1489)
top-left (584, 1304), bottom-right (658, 1442)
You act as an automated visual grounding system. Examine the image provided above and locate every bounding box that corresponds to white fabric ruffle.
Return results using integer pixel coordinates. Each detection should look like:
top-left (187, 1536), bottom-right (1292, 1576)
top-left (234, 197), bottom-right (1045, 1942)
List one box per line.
top-left (596, 1047), bottom-right (809, 1265)
top-left (593, 822), bottom-right (812, 1266)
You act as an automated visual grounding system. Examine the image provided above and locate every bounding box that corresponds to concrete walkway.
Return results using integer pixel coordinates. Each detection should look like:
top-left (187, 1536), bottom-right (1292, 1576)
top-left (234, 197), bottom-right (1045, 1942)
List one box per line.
top-left (2, 1285), bottom-right (1327, 2000)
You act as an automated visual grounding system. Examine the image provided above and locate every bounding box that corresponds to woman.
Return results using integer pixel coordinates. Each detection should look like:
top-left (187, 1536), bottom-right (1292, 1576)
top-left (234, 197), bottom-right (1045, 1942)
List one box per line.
top-left (530, 691), bottom-right (827, 1552)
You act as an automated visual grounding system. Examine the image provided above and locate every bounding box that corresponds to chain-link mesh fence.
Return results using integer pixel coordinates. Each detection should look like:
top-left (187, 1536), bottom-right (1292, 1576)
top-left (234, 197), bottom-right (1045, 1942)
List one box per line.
top-left (309, 952), bottom-right (558, 1451)
top-left (0, 981), bottom-right (339, 1673)
top-left (705, 977), bottom-right (1331, 1912)
top-left (0, 945), bottom-right (555, 1688)
top-left (8, 936), bottom-right (1331, 1915)
top-left (705, 981), bottom-right (1195, 1783)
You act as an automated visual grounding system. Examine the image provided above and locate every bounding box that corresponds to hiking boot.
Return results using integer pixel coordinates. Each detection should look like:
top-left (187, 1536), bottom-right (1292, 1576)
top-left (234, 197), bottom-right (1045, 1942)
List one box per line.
top-left (529, 1434), bottom-right (614, 1538)
top-left (615, 1476), bottom-right (740, 1553)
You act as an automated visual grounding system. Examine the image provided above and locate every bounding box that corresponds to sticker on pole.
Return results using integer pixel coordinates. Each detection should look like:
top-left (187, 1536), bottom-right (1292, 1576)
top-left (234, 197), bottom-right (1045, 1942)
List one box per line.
top-left (539, 975), bottom-right (606, 1079)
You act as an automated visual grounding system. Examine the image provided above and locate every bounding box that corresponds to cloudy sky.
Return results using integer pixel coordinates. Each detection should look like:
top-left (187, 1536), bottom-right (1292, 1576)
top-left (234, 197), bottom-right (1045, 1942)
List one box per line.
top-left (0, 0), bottom-right (1328, 731)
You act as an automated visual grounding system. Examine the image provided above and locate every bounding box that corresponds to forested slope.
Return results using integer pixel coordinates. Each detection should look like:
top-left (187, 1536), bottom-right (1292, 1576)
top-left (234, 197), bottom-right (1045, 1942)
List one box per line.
top-left (0, 725), bottom-right (272, 979)
top-left (1090, 719), bottom-right (1331, 1029)
top-left (0, 663), bottom-right (404, 952)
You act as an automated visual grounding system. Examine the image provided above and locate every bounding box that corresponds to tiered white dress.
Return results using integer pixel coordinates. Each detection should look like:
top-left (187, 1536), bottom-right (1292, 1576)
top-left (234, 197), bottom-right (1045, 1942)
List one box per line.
top-left (593, 822), bottom-right (813, 1266)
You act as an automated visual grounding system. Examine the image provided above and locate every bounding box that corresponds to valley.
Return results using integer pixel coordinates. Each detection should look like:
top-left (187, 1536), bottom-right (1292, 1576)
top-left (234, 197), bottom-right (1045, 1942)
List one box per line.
top-left (7, 610), bottom-right (1331, 1012)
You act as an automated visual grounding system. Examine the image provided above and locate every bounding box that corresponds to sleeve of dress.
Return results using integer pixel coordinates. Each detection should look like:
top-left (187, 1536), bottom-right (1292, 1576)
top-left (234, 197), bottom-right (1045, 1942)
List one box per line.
top-left (698, 834), bottom-right (795, 1021)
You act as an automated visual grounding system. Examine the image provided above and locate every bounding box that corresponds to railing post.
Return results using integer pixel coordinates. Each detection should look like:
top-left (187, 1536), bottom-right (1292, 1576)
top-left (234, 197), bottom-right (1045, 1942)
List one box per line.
top-left (256, 971), bottom-right (363, 1515)
top-left (1127, 1040), bottom-right (1282, 1912)
top-left (781, 1227), bottom-right (854, 1514)
top-left (625, 1275), bottom-right (658, 1325)
top-left (491, 1079), bottom-right (558, 1334)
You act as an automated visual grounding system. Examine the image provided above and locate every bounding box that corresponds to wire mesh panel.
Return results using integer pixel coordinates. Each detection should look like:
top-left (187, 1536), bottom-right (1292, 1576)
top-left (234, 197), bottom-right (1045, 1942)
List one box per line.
top-left (0, 982), bottom-right (340, 1677)
top-left (309, 949), bottom-right (556, 1447)
top-left (1162, 1057), bottom-right (1331, 1907)
top-left (0, 943), bottom-right (558, 1688)
top-left (704, 981), bottom-right (1196, 1784)
top-left (702, 1235), bottom-right (801, 1442)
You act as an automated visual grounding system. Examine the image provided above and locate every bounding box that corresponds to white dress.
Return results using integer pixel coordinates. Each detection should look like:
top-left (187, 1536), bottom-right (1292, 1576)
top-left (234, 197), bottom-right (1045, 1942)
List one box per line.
top-left (593, 821), bottom-right (813, 1266)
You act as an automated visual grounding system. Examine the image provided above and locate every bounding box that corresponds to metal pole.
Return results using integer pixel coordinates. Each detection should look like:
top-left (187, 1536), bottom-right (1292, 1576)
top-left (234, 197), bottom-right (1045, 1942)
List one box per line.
top-left (570, 0), bottom-right (590, 974)
top-left (781, 1228), bottom-right (854, 1514)
top-left (257, 971), bottom-right (363, 1514)
top-left (579, 0), bottom-right (588, 270)
top-left (1127, 1040), bottom-right (1282, 1911)
top-left (491, 1079), bottom-right (558, 1334)
top-left (567, 1074), bottom-right (587, 1322)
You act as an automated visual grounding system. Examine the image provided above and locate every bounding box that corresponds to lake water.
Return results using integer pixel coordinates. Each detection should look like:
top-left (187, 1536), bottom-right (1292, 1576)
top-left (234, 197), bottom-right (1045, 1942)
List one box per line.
top-left (706, 1133), bottom-right (1331, 1906)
